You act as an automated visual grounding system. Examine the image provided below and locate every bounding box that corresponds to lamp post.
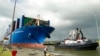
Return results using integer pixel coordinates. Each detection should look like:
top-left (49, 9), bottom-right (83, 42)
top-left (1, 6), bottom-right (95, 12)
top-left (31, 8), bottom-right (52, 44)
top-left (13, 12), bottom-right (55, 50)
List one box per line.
top-left (10, 0), bottom-right (17, 48)
top-left (94, 13), bottom-right (100, 43)
top-left (12, 0), bottom-right (17, 22)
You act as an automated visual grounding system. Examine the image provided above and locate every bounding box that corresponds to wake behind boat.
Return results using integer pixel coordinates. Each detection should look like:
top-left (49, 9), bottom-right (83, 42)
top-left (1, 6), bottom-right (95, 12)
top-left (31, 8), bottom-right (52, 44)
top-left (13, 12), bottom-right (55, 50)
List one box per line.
top-left (54, 28), bottom-right (99, 50)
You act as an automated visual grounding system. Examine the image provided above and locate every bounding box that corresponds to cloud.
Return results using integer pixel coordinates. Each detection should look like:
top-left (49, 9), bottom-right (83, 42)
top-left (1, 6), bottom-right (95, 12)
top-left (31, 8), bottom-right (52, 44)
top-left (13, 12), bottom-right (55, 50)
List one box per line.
top-left (0, 0), bottom-right (13, 18)
top-left (43, 0), bottom-right (100, 40)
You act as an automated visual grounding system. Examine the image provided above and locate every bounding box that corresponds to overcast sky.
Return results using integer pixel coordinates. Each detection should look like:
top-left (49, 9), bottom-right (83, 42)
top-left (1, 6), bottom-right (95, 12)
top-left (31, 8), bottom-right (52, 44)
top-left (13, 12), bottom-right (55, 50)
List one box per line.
top-left (0, 0), bottom-right (100, 41)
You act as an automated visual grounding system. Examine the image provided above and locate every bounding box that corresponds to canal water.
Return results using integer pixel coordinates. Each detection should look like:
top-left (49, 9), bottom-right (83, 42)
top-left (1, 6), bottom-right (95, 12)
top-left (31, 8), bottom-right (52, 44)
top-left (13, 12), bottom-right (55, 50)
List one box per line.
top-left (47, 45), bottom-right (100, 56)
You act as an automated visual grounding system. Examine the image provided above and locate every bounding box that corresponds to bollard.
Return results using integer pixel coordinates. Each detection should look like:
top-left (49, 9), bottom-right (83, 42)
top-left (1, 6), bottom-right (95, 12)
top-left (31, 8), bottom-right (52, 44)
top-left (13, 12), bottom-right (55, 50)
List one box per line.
top-left (11, 50), bottom-right (17, 56)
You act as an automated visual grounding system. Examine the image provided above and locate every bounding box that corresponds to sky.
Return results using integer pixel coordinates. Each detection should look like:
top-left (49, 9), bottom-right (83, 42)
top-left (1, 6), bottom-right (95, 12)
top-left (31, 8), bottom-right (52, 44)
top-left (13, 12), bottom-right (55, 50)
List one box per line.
top-left (0, 0), bottom-right (100, 41)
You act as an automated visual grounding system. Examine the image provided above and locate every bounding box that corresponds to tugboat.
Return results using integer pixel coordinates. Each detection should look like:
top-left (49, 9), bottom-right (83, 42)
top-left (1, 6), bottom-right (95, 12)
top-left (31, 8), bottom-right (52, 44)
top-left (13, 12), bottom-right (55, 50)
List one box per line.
top-left (54, 28), bottom-right (99, 50)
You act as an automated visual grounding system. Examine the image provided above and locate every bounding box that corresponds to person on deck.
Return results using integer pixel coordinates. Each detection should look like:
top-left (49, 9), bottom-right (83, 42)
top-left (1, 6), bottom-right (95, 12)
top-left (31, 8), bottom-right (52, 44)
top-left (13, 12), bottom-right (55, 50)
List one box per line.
top-left (76, 28), bottom-right (84, 40)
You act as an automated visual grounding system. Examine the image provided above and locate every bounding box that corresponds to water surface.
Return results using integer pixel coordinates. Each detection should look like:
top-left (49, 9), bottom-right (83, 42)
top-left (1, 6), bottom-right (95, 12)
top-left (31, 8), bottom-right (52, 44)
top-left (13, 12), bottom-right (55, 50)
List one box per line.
top-left (47, 45), bottom-right (100, 56)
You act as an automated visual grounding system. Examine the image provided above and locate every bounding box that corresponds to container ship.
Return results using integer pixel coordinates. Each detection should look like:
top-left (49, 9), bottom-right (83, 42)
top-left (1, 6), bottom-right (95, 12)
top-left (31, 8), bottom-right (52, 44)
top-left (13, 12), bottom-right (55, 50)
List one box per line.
top-left (4, 15), bottom-right (55, 48)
